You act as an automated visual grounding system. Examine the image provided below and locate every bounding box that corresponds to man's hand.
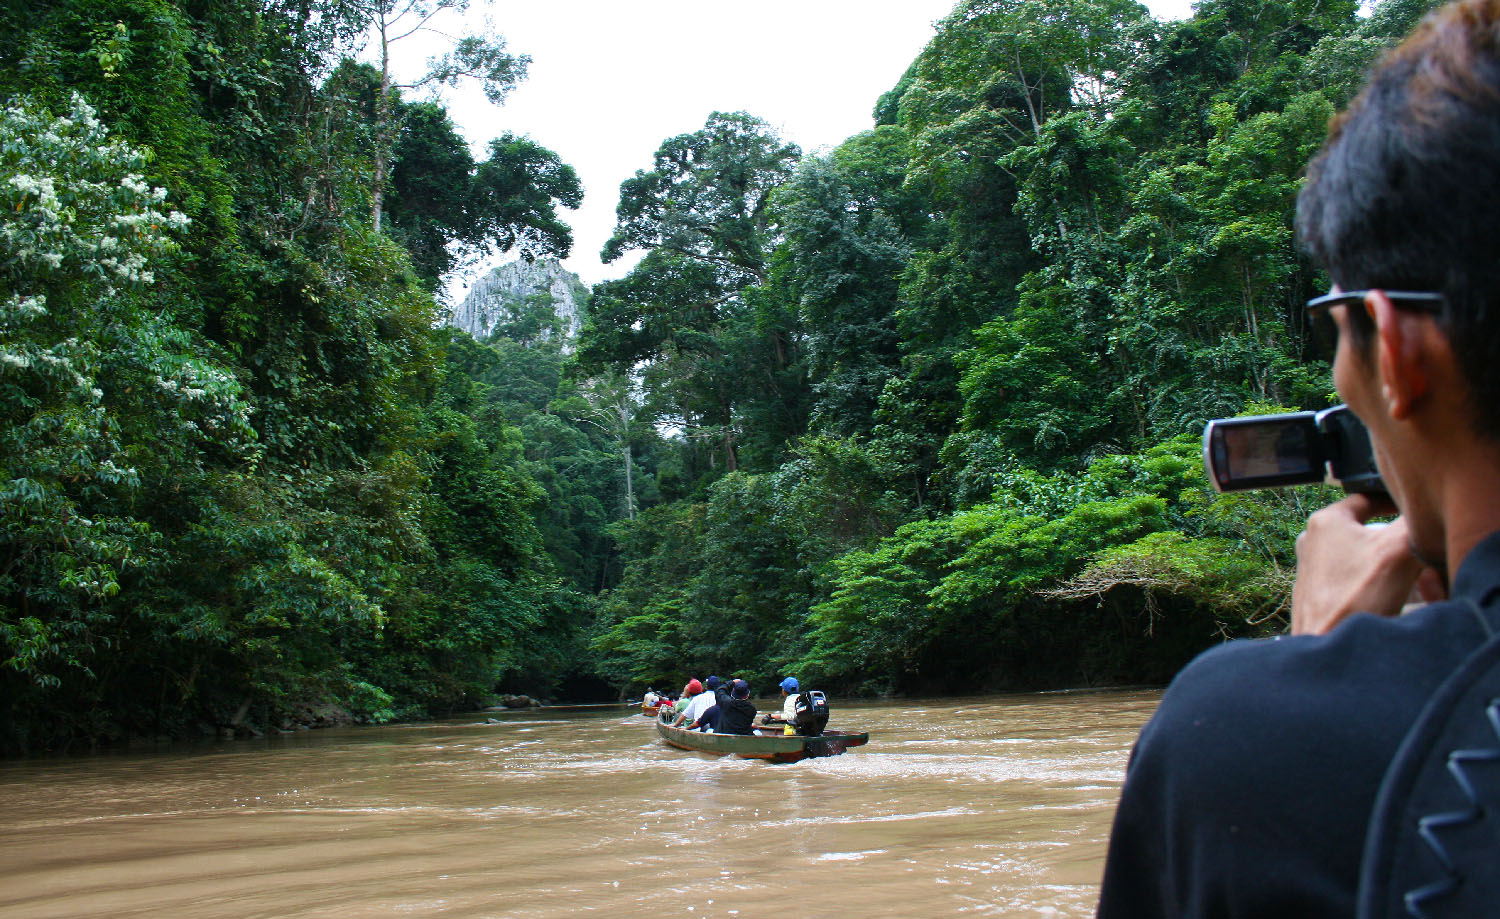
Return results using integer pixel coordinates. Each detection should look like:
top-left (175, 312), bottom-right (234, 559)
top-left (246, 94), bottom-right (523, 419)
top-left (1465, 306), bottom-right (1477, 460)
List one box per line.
top-left (1292, 493), bottom-right (1430, 635)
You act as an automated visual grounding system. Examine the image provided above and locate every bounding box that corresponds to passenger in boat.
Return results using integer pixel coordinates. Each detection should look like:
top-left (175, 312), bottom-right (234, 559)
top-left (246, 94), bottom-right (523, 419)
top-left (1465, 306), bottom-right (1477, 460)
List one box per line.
top-left (670, 679), bottom-right (709, 727)
top-left (758, 677), bottom-right (802, 735)
top-left (673, 679), bottom-right (700, 714)
top-left (697, 675), bottom-right (732, 731)
top-left (1100, 3), bottom-right (1500, 914)
top-left (777, 676), bottom-right (800, 721)
top-left (642, 688), bottom-right (660, 708)
top-left (683, 676), bottom-right (721, 732)
top-left (689, 677), bottom-right (754, 734)
top-left (714, 679), bottom-right (757, 735)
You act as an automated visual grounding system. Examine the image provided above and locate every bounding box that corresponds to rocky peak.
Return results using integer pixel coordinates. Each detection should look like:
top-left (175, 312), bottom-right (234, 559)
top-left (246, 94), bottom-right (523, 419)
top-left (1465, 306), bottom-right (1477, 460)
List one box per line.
top-left (448, 257), bottom-right (588, 350)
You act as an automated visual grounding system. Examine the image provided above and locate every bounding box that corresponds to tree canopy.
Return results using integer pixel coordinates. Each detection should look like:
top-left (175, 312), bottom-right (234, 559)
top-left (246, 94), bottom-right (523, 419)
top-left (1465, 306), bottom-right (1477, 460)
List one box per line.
top-left (0, 0), bottom-right (1447, 753)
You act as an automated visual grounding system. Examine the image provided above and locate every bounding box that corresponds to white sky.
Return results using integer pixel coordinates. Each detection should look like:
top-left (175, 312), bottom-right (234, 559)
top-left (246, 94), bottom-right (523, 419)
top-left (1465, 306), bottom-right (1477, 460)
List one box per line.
top-left (391, 0), bottom-right (1195, 299)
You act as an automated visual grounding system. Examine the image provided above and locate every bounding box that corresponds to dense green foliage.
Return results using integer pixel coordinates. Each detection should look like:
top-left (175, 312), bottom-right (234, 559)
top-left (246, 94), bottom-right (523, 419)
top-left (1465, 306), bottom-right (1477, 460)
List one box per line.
top-left (0, 0), bottom-right (586, 752)
top-left (584, 0), bottom-right (1440, 696)
top-left (0, 0), bottom-right (1443, 753)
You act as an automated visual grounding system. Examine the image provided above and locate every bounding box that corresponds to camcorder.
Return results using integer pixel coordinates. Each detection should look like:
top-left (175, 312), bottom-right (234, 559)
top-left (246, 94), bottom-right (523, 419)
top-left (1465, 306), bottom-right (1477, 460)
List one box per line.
top-left (1202, 404), bottom-right (1385, 496)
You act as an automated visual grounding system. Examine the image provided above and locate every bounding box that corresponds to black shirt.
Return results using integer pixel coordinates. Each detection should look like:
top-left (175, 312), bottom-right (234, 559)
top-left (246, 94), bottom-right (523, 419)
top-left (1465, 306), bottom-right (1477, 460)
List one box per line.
top-left (717, 697), bottom-right (757, 735)
top-left (1097, 529), bottom-right (1500, 917)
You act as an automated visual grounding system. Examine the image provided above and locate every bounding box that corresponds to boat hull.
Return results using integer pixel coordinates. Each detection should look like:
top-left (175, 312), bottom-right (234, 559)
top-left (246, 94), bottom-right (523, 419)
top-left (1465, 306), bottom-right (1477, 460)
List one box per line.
top-left (654, 717), bottom-right (868, 763)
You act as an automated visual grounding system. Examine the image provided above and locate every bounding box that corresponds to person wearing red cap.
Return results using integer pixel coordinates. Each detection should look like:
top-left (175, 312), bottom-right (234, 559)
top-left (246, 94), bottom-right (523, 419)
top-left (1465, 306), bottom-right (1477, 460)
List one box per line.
top-left (667, 678), bottom-right (701, 718)
top-left (671, 678), bottom-right (713, 729)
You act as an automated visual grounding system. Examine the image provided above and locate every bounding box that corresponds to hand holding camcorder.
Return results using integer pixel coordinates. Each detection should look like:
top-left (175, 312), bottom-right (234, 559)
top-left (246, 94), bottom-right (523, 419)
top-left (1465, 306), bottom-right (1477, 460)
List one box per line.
top-left (1202, 404), bottom-right (1385, 495)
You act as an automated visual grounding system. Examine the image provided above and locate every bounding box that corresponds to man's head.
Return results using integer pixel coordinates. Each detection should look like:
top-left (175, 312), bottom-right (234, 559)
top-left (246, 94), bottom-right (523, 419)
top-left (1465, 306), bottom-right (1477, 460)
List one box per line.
top-left (705, 675), bottom-right (720, 691)
top-left (685, 679), bottom-right (703, 695)
top-left (1298, 0), bottom-right (1500, 438)
top-left (779, 677), bottom-right (798, 695)
top-left (731, 679), bottom-right (750, 700)
top-left (1298, 0), bottom-right (1500, 568)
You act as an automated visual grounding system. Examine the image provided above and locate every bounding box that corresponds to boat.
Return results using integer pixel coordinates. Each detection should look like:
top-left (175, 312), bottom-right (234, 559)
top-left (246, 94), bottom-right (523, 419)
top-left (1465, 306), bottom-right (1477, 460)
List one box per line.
top-left (654, 713), bottom-right (869, 763)
top-left (640, 701), bottom-right (664, 716)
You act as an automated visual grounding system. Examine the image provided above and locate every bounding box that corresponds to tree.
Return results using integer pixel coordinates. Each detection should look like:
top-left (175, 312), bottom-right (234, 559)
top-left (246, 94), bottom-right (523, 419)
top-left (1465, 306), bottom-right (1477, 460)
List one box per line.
top-left (384, 98), bottom-right (582, 286)
top-left (0, 94), bottom-right (249, 731)
top-left (353, 0), bottom-right (530, 233)
top-left (582, 112), bottom-right (802, 476)
top-left (769, 131), bottom-right (914, 438)
top-left (559, 374), bottom-right (650, 521)
top-left (602, 111), bottom-right (800, 283)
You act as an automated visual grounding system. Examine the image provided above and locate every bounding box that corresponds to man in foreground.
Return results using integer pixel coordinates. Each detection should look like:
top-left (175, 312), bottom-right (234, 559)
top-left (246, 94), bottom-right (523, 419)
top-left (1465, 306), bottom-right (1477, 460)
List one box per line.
top-left (1098, 1), bottom-right (1500, 913)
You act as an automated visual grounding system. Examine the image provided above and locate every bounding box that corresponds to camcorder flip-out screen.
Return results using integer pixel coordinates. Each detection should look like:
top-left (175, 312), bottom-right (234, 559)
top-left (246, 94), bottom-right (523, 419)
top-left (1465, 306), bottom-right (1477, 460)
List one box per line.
top-left (1202, 405), bottom-right (1385, 495)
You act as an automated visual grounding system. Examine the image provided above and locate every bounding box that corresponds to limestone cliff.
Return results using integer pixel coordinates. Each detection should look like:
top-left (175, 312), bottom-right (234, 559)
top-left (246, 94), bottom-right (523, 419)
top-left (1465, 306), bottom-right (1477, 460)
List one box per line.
top-left (448, 257), bottom-right (588, 350)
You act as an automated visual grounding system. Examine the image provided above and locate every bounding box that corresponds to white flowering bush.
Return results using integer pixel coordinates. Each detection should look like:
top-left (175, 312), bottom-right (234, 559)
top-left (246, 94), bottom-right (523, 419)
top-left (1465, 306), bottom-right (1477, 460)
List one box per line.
top-left (0, 93), bottom-right (249, 437)
top-left (0, 94), bottom-right (249, 687)
top-left (0, 94), bottom-right (190, 293)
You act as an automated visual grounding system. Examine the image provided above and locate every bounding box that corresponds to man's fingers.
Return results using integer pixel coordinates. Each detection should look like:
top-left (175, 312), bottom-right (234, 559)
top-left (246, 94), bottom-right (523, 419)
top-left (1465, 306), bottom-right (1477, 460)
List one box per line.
top-left (1332, 491), bottom-right (1397, 525)
top-left (1293, 496), bottom-right (1423, 634)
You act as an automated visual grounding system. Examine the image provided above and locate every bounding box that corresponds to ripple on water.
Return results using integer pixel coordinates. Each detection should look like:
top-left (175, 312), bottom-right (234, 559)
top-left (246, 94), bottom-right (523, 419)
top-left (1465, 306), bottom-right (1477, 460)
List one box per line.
top-left (759, 806), bottom-right (981, 829)
top-left (816, 849), bottom-right (888, 861)
top-left (811, 750), bottom-right (1123, 785)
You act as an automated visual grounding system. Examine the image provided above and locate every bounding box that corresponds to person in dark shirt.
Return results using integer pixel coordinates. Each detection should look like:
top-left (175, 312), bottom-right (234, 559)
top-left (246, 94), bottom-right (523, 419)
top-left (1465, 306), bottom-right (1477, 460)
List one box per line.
top-left (1099, 2), bottom-right (1500, 914)
top-left (713, 679), bottom-right (757, 736)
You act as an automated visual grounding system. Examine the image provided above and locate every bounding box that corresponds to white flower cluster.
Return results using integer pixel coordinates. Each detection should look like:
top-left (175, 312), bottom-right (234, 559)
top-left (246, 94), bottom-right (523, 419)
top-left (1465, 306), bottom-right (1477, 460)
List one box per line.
top-left (0, 93), bottom-right (190, 294)
top-left (0, 294), bottom-right (48, 329)
top-left (0, 338), bottom-right (91, 394)
top-left (149, 357), bottom-right (254, 441)
top-left (8, 173), bottom-right (58, 204)
top-left (97, 459), bottom-right (137, 479)
top-left (154, 358), bottom-right (240, 403)
top-left (97, 251), bottom-right (153, 285)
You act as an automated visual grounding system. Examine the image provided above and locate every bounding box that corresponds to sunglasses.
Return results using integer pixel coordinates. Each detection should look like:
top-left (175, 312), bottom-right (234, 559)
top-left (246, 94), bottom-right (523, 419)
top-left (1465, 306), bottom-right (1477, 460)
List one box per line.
top-left (1305, 289), bottom-right (1445, 353)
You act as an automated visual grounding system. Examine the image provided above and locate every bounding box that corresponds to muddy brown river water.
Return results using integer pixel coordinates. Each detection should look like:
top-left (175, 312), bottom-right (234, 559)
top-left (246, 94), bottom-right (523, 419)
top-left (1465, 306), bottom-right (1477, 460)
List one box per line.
top-left (0, 690), bottom-right (1159, 918)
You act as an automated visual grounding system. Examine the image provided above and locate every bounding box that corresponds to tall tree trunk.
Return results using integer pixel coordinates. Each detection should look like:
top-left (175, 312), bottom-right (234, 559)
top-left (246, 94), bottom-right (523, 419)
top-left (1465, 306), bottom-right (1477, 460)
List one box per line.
top-left (622, 443), bottom-right (635, 520)
top-left (723, 433), bottom-right (738, 473)
top-left (371, 18), bottom-right (392, 233)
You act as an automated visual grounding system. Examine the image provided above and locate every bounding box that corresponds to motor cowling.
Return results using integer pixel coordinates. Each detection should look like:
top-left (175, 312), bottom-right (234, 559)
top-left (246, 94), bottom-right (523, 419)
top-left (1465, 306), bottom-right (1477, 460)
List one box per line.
top-left (792, 690), bottom-right (830, 736)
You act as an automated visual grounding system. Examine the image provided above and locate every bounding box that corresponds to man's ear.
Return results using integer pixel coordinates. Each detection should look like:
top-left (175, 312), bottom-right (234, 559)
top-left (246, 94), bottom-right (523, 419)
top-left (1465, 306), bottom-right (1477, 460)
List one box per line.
top-left (1366, 290), bottom-right (1430, 420)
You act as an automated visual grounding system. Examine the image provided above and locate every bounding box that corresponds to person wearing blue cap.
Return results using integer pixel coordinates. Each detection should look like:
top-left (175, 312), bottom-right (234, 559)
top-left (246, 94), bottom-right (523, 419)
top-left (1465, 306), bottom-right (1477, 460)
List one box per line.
top-left (756, 676), bottom-right (802, 735)
top-left (777, 677), bottom-right (801, 731)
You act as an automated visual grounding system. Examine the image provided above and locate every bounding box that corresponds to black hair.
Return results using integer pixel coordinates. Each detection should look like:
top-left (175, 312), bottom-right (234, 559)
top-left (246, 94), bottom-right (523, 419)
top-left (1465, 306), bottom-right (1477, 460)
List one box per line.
top-left (1298, 0), bottom-right (1500, 437)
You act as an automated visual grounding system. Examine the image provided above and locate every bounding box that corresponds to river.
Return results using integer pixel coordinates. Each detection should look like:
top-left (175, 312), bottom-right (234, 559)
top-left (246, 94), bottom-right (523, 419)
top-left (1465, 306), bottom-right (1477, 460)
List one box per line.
top-left (0, 690), bottom-right (1159, 918)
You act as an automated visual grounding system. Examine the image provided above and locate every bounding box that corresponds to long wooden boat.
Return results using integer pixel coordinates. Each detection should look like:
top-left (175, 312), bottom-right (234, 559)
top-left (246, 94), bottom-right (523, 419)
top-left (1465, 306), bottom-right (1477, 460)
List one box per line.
top-left (654, 715), bottom-right (868, 763)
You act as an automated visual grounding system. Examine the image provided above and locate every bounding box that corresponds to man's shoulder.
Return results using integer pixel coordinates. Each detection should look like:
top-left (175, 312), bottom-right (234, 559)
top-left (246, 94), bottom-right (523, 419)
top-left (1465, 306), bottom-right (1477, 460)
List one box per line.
top-left (1141, 602), bottom-right (1484, 774)
top-left (1180, 600), bottom-right (1477, 689)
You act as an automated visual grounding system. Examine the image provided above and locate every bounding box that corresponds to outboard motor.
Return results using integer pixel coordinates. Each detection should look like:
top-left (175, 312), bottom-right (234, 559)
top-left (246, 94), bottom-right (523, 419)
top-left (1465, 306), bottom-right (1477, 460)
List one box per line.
top-left (792, 690), bottom-right (830, 737)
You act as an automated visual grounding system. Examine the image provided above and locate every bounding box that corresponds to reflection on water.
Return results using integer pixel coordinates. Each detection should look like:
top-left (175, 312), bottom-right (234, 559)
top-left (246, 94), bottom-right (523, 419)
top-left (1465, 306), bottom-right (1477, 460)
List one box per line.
top-left (0, 690), bottom-right (1158, 918)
